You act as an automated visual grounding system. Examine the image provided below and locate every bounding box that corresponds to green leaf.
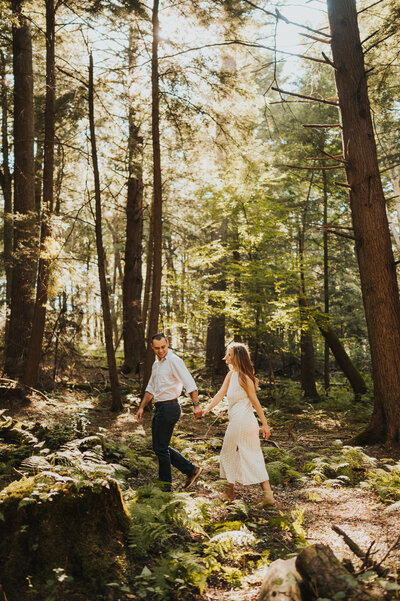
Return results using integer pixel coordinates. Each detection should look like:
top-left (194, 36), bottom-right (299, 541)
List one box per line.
top-left (140, 566), bottom-right (152, 578)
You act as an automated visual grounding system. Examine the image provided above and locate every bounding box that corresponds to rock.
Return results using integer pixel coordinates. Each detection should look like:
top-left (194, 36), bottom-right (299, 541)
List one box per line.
top-left (259, 557), bottom-right (303, 601)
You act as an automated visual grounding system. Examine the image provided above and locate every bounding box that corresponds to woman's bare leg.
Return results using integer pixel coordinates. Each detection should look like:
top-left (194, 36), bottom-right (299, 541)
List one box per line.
top-left (222, 483), bottom-right (234, 502)
top-left (260, 480), bottom-right (276, 505)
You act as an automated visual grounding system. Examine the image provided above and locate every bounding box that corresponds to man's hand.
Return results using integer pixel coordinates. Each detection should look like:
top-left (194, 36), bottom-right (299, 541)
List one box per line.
top-left (193, 404), bottom-right (202, 419)
top-left (136, 407), bottom-right (144, 423)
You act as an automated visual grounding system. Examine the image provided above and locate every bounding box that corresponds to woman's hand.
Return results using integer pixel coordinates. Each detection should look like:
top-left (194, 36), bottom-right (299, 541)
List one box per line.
top-left (261, 423), bottom-right (271, 440)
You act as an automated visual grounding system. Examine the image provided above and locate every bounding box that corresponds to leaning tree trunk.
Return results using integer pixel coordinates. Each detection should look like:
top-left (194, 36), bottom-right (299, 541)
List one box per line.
top-left (327, 0), bottom-right (400, 443)
top-left (142, 0), bottom-right (163, 392)
top-left (312, 309), bottom-right (366, 398)
top-left (24, 0), bottom-right (56, 387)
top-left (5, 0), bottom-right (37, 378)
top-left (88, 53), bottom-right (122, 412)
top-left (122, 22), bottom-right (145, 375)
top-left (0, 50), bottom-right (13, 341)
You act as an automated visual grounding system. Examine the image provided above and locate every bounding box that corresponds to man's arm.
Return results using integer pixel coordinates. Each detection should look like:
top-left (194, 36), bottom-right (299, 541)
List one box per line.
top-left (170, 355), bottom-right (200, 418)
top-left (136, 391), bottom-right (154, 423)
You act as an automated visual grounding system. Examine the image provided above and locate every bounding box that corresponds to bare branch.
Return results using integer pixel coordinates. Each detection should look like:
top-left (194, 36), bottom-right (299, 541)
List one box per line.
top-left (241, 0), bottom-right (331, 37)
top-left (335, 182), bottom-right (352, 189)
top-left (302, 123), bottom-right (342, 129)
top-left (364, 31), bottom-right (396, 55)
top-left (380, 162), bottom-right (400, 174)
top-left (283, 164), bottom-right (345, 171)
top-left (322, 51), bottom-right (336, 69)
top-left (300, 32), bottom-right (331, 45)
top-left (316, 147), bottom-right (347, 164)
top-left (272, 86), bottom-right (339, 107)
top-left (358, 0), bottom-right (386, 15)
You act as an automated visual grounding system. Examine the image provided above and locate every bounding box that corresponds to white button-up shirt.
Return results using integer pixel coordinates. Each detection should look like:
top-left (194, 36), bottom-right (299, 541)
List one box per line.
top-left (145, 350), bottom-right (197, 402)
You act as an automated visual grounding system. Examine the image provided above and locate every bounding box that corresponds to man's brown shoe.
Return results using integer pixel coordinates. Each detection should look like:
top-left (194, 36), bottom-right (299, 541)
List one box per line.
top-left (183, 466), bottom-right (202, 490)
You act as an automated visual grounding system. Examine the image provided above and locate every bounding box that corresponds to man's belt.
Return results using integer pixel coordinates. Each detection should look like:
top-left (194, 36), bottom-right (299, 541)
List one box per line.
top-left (154, 398), bottom-right (179, 407)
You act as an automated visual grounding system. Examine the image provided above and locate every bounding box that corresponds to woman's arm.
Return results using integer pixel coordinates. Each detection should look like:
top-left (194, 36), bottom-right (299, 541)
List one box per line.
top-left (244, 376), bottom-right (271, 439)
top-left (202, 372), bottom-right (232, 416)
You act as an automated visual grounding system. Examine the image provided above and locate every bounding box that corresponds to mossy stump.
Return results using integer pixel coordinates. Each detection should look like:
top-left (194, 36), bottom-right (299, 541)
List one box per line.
top-left (0, 475), bottom-right (131, 599)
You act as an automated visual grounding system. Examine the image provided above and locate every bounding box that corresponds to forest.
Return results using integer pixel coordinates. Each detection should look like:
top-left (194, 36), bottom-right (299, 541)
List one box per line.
top-left (1, 0), bottom-right (400, 599)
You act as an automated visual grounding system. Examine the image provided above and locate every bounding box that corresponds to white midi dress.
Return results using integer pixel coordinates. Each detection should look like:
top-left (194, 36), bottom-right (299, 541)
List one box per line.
top-left (220, 371), bottom-right (269, 485)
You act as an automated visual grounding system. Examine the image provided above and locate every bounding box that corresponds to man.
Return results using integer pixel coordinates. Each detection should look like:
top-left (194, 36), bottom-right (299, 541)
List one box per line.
top-left (136, 333), bottom-right (202, 492)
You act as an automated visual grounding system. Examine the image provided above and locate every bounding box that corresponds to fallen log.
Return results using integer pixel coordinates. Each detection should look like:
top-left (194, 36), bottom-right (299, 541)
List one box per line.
top-left (296, 543), bottom-right (381, 600)
top-left (259, 557), bottom-right (303, 601)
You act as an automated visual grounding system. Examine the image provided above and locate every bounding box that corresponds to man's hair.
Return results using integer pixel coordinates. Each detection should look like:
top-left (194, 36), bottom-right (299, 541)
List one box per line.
top-left (151, 333), bottom-right (168, 342)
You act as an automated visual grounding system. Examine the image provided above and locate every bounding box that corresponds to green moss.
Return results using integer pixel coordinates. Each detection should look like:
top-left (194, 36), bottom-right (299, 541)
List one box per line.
top-left (266, 461), bottom-right (300, 485)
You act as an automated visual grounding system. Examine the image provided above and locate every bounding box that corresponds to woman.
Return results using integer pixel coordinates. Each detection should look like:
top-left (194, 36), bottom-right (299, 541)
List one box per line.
top-left (201, 343), bottom-right (276, 505)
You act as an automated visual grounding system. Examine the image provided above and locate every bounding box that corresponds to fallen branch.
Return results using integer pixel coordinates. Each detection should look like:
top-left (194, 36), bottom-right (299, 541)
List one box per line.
top-left (332, 525), bottom-right (388, 577)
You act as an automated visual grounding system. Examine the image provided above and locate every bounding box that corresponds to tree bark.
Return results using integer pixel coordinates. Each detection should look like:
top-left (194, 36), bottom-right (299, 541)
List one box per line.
top-left (142, 202), bottom-right (154, 337)
top-left (24, 0), bottom-right (56, 387)
top-left (327, 0), bottom-right (400, 443)
top-left (0, 50), bottom-right (13, 341)
top-left (322, 169), bottom-right (330, 391)
top-left (88, 53), bottom-right (122, 411)
top-left (5, 0), bottom-right (37, 378)
top-left (298, 229), bottom-right (320, 401)
top-left (205, 225), bottom-right (226, 376)
top-left (122, 178), bottom-right (145, 374)
top-left (122, 22), bottom-right (145, 375)
top-left (142, 0), bottom-right (163, 392)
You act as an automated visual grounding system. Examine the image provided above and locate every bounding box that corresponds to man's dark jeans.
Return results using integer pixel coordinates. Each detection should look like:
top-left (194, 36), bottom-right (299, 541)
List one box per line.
top-left (152, 402), bottom-right (195, 491)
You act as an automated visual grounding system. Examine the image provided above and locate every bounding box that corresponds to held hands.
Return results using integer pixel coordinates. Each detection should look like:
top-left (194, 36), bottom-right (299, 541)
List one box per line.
top-left (193, 404), bottom-right (203, 420)
top-left (261, 423), bottom-right (271, 440)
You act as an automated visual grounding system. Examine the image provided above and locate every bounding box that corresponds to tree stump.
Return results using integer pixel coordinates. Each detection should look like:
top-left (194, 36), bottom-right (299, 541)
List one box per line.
top-left (296, 543), bottom-right (381, 600)
top-left (259, 557), bottom-right (303, 601)
top-left (0, 475), bottom-right (131, 599)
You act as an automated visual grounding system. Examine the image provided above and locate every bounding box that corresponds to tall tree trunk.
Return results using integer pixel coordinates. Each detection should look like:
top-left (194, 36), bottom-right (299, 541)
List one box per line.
top-left (142, 204), bottom-right (153, 336)
top-left (322, 170), bottom-right (330, 391)
top-left (142, 0), bottom-right (163, 392)
top-left (205, 225), bottom-right (226, 376)
top-left (5, 0), bottom-right (37, 377)
top-left (88, 53), bottom-right (122, 411)
top-left (24, 0), bottom-right (56, 387)
top-left (298, 229), bottom-right (320, 401)
top-left (122, 22), bottom-right (145, 375)
top-left (0, 50), bottom-right (13, 340)
top-left (327, 0), bottom-right (400, 443)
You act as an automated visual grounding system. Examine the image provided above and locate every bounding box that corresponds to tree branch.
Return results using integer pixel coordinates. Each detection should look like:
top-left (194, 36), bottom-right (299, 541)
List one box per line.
top-left (241, 0), bottom-right (331, 37)
top-left (283, 164), bottom-right (345, 171)
top-left (357, 0), bottom-right (386, 14)
top-left (272, 86), bottom-right (339, 106)
top-left (364, 31), bottom-right (396, 55)
top-left (302, 123), bottom-right (342, 129)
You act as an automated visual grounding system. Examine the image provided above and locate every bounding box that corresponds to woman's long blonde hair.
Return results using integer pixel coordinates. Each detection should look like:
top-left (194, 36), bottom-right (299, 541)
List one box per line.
top-left (228, 343), bottom-right (259, 392)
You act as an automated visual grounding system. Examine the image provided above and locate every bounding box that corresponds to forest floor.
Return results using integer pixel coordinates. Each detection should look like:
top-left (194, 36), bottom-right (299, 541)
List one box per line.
top-left (3, 364), bottom-right (400, 600)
